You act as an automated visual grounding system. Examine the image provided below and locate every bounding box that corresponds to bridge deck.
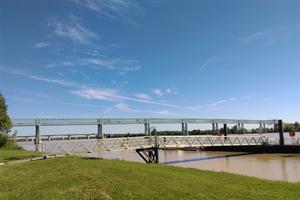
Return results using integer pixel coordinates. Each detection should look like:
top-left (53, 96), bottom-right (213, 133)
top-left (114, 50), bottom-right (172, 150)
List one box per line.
top-left (12, 118), bottom-right (277, 126)
top-left (30, 135), bottom-right (269, 155)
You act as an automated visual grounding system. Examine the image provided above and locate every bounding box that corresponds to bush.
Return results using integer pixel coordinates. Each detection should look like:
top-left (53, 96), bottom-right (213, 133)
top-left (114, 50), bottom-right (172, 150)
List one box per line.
top-left (0, 133), bottom-right (8, 148)
top-left (0, 133), bottom-right (21, 150)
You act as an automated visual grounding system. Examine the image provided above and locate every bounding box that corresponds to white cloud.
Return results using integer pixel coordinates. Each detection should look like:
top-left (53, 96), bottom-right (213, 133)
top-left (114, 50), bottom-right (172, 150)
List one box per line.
top-left (27, 75), bottom-right (75, 87)
top-left (71, 87), bottom-right (178, 108)
top-left (34, 42), bottom-right (50, 48)
top-left (71, 88), bottom-right (120, 101)
top-left (185, 97), bottom-right (236, 110)
top-left (209, 97), bottom-right (235, 107)
top-left (72, 0), bottom-right (141, 25)
top-left (166, 88), bottom-right (172, 94)
top-left (134, 93), bottom-right (151, 100)
top-left (152, 88), bottom-right (176, 96)
top-left (0, 66), bottom-right (76, 87)
top-left (115, 103), bottom-right (130, 110)
top-left (45, 57), bottom-right (141, 75)
top-left (114, 103), bottom-right (171, 115)
top-left (6, 96), bottom-right (41, 104)
top-left (152, 88), bottom-right (164, 96)
top-left (238, 30), bottom-right (269, 44)
top-left (50, 16), bottom-right (97, 44)
top-left (197, 56), bottom-right (217, 73)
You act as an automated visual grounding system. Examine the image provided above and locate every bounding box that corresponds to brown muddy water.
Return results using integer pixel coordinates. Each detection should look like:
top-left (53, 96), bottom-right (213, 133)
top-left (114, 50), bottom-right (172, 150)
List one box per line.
top-left (81, 150), bottom-right (300, 183)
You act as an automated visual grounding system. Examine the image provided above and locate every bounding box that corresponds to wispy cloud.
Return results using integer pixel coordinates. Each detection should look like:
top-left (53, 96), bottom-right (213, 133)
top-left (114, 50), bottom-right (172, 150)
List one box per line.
top-left (197, 56), bottom-right (217, 73)
top-left (6, 96), bottom-right (41, 104)
top-left (184, 97), bottom-right (236, 110)
top-left (152, 88), bottom-right (176, 96)
top-left (49, 15), bottom-right (97, 44)
top-left (27, 75), bottom-right (75, 87)
top-left (0, 66), bottom-right (76, 87)
top-left (209, 97), bottom-right (235, 107)
top-left (113, 103), bottom-right (171, 115)
top-left (71, 88), bottom-right (120, 101)
top-left (237, 30), bottom-right (270, 44)
top-left (46, 57), bottom-right (141, 75)
top-left (70, 87), bottom-right (178, 108)
top-left (34, 42), bottom-right (50, 48)
top-left (152, 88), bottom-right (165, 96)
top-left (134, 93), bottom-right (152, 100)
top-left (61, 102), bottom-right (109, 109)
top-left (72, 0), bottom-right (141, 25)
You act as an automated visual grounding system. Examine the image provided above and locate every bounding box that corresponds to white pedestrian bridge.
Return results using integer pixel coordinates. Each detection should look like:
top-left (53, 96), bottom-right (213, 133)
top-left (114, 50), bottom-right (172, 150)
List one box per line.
top-left (36, 135), bottom-right (267, 155)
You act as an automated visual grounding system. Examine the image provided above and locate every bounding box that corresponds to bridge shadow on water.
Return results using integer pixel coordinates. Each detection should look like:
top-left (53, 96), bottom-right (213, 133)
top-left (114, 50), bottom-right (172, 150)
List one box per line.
top-left (160, 152), bottom-right (256, 165)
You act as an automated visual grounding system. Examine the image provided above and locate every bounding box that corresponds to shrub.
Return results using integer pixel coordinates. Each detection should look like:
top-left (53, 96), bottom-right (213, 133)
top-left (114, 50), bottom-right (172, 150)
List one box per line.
top-left (0, 133), bottom-right (8, 148)
top-left (0, 133), bottom-right (21, 149)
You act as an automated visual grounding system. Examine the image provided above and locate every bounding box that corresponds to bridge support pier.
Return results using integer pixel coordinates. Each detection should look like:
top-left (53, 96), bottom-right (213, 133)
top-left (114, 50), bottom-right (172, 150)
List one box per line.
top-left (241, 123), bottom-right (245, 134)
top-left (223, 124), bottom-right (227, 139)
top-left (97, 124), bottom-right (103, 139)
top-left (278, 120), bottom-right (284, 146)
top-left (136, 129), bottom-right (159, 163)
top-left (181, 123), bottom-right (188, 135)
top-left (136, 147), bottom-right (159, 163)
top-left (144, 123), bottom-right (150, 136)
top-left (35, 125), bottom-right (41, 152)
top-left (259, 123), bottom-right (263, 134)
top-left (237, 123), bottom-right (241, 133)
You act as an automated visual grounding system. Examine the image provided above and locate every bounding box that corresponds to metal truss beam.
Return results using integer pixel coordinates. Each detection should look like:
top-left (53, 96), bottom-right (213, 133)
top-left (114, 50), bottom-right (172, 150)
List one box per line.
top-left (12, 118), bottom-right (278, 127)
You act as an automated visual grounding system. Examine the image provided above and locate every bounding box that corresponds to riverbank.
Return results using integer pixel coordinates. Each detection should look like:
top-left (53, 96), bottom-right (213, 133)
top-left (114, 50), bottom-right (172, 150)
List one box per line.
top-left (0, 149), bottom-right (40, 163)
top-left (0, 156), bottom-right (299, 200)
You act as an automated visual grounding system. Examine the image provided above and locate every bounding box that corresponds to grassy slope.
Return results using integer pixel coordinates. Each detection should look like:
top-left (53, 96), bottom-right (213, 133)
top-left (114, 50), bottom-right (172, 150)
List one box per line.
top-left (0, 150), bottom-right (41, 163)
top-left (0, 157), bottom-right (299, 200)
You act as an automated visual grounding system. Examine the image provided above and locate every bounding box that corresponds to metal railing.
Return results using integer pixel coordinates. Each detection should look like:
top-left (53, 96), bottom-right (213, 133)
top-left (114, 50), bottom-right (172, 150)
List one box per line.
top-left (39, 135), bottom-right (267, 155)
top-left (12, 118), bottom-right (278, 126)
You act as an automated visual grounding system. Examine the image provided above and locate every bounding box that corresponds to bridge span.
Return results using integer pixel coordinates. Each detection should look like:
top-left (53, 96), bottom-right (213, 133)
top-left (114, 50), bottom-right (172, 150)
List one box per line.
top-left (12, 117), bottom-right (278, 139)
top-left (12, 118), bottom-right (288, 163)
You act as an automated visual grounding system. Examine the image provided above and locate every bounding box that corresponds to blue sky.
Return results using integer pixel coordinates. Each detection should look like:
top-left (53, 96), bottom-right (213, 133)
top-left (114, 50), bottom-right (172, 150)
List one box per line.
top-left (1, 0), bottom-right (300, 128)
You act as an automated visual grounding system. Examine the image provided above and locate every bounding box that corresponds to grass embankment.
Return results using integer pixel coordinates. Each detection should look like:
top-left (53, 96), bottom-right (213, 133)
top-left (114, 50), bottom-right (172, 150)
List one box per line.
top-left (0, 149), bottom-right (41, 163)
top-left (0, 156), bottom-right (299, 200)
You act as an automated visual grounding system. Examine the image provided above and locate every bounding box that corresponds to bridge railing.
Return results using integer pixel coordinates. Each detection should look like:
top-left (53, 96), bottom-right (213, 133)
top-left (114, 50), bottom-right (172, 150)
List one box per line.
top-left (41, 137), bottom-right (153, 155)
top-left (39, 135), bottom-right (267, 155)
top-left (158, 135), bottom-right (267, 148)
top-left (267, 137), bottom-right (300, 146)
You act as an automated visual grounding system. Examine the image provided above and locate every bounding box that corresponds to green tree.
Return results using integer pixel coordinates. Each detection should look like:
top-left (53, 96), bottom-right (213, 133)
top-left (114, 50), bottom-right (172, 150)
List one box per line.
top-left (0, 92), bottom-right (12, 135)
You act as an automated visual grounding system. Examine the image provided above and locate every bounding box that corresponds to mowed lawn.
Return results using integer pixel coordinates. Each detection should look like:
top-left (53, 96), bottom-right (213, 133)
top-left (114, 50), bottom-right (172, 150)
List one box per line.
top-left (0, 150), bottom-right (41, 163)
top-left (0, 156), bottom-right (299, 200)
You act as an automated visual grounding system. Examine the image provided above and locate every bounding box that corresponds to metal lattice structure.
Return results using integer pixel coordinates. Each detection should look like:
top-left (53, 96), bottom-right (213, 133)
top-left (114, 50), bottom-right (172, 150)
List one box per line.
top-left (12, 118), bottom-right (278, 126)
top-left (40, 135), bottom-right (267, 155)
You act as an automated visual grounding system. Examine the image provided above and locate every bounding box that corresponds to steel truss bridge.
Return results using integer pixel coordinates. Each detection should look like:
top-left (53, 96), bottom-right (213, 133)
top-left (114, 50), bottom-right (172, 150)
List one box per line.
top-left (12, 118), bottom-right (283, 163)
top-left (39, 135), bottom-right (268, 154)
top-left (13, 118), bottom-right (277, 138)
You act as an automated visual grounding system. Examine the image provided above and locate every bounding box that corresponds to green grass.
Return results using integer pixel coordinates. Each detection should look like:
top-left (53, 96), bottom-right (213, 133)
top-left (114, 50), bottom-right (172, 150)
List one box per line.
top-left (0, 156), bottom-right (299, 200)
top-left (0, 149), bottom-right (41, 163)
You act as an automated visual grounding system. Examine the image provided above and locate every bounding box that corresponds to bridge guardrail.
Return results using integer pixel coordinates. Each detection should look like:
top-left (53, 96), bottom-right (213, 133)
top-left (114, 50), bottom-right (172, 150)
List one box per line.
top-left (38, 135), bottom-right (267, 155)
